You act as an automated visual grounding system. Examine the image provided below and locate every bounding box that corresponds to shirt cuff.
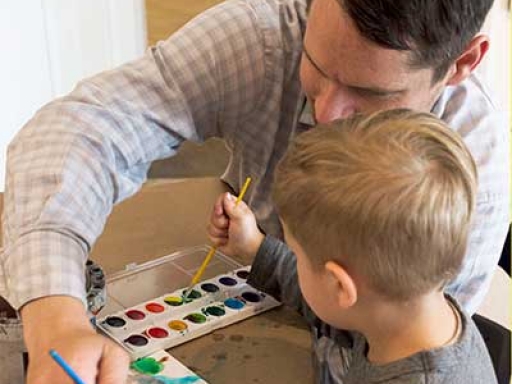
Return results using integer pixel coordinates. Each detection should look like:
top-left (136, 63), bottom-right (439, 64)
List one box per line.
top-left (1, 230), bottom-right (88, 310)
top-left (247, 235), bottom-right (283, 298)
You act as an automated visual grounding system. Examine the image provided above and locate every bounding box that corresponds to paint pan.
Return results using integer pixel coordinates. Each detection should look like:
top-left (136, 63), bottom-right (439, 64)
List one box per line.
top-left (200, 283), bottom-right (220, 293)
top-left (241, 291), bottom-right (262, 303)
top-left (104, 316), bottom-right (126, 327)
top-left (236, 270), bottom-right (250, 279)
top-left (164, 296), bottom-right (184, 307)
top-left (224, 297), bottom-right (245, 310)
top-left (184, 313), bottom-right (207, 324)
top-left (147, 327), bottom-right (169, 339)
top-left (203, 306), bottom-right (226, 317)
top-left (181, 289), bottom-right (202, 302)
top-left (218, 276), bottom-right (238, 286)
top-left (145, 303), bottom-right (165, 313)
top-left (126, 310), bottom-right (146, 320)
top-left (168, 320), bottom-right (188, 332)
top-left (125, 334), bottom-right (149, 347)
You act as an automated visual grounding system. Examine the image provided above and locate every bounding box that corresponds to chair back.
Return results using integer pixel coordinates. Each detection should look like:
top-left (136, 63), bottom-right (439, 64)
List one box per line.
top-left (472, 313), bottom-right (511, 384)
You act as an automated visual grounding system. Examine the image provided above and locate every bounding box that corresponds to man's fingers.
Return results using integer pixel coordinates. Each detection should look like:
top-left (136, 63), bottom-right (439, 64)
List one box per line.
top-left (97, 343), bottom-right (130, 384)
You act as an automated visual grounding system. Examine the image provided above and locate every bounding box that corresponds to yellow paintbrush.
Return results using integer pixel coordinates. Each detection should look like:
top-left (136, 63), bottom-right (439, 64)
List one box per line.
top-left (183, 177), bottom-right (252, 300)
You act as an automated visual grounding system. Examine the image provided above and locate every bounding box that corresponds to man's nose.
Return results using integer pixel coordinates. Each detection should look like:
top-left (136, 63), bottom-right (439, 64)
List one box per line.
top-left (313, 84), bottom-right (357, 124)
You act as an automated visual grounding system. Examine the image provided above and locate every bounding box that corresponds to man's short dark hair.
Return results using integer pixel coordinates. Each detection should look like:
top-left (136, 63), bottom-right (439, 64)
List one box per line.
top-left (337, 0), bottom-right (493, 83)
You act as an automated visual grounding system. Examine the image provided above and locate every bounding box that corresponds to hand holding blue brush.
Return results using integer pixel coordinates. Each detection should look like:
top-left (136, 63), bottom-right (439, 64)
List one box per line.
top-left (50, 350), bottom-right (173, 384)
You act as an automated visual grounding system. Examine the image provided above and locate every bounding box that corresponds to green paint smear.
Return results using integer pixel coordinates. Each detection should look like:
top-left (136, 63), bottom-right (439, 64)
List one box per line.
top-left (131, 357), bottom-right (164, 375)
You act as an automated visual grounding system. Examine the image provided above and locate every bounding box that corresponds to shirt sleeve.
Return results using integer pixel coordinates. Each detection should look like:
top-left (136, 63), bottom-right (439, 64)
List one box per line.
top-left (248, 235), bottom-right (319, 326)
top-left (0, 0), bottom-right (268, 309)
top-left (437, 75), bottom-right (510, 314)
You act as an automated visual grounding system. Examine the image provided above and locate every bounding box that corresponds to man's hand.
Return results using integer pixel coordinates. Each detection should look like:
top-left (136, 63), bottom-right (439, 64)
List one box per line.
top-left (208, 192), bottom-right (264, 262)
top-left (21, 296), bottom-right (129, 384)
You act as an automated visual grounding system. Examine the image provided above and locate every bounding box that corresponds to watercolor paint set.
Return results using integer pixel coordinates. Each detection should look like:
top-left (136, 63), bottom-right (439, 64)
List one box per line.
top-left (96, 246), bottom-right (280, 359)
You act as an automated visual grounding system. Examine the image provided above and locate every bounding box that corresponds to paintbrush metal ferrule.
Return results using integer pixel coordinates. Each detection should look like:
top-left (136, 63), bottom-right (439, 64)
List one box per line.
top-left (182, 285), bottom-right (194, 300)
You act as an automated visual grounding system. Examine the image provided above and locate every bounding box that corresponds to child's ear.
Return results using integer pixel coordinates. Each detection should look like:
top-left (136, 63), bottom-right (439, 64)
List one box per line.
top-left (325, 261), bottom-right (357, 309)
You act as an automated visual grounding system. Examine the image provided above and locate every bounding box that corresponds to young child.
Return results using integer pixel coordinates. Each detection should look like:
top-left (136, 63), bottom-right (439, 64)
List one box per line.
top-left (208, 109), bottom-right (497, 383)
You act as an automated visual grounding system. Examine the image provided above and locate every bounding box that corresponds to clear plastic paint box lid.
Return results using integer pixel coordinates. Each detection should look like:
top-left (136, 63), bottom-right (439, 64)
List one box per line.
top-left (100, 245), bottom-right (243, 317)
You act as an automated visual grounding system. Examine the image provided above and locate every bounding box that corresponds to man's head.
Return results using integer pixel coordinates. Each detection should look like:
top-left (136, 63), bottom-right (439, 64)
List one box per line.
top-left (301, 0), bottom-right (493, 122)
top-left (273, 109), bottom-right (477, 323)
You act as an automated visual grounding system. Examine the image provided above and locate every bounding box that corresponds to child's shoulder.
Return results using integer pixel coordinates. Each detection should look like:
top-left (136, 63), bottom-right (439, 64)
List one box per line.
top-left (416, 304), bottom-right (496, 383)
top-left (343, 301), bottom-right (497, 383)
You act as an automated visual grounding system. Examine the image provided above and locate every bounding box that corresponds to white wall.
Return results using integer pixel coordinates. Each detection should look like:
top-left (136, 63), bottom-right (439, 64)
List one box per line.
top-left (0, 3), bottom-right (53, 191)
top-left (478, 0), bottom-right (511, 111)
top-left (0, 0), bottom-right (146, 191)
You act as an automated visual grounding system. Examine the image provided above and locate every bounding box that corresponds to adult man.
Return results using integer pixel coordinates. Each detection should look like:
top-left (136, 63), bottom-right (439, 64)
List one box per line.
top-left (1, 0), bottom-right (508, 383)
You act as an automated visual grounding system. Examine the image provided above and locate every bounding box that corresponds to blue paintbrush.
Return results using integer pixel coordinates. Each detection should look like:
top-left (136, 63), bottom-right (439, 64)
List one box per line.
top-left (49, 349), bottom-right (86, 384)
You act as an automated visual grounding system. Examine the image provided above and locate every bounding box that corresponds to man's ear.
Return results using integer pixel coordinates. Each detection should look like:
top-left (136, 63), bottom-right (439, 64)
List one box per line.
top-left (325, 261), bottom-right (357, 309)
top-left (445, 34), bottom-right (489, 86)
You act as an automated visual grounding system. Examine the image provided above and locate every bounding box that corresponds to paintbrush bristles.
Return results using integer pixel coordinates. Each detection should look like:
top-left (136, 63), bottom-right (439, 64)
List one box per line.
top-left (183, 177), bottom-right (252, 300)
top-left (182, 246), bottom-right (217, 299)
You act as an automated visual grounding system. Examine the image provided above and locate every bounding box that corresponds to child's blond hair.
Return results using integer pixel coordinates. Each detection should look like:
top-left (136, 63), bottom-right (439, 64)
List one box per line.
top-left (273, 109), bottom-right (477, 301)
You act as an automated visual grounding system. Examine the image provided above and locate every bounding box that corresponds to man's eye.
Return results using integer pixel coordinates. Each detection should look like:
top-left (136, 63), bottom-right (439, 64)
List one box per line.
top-left (351, 87), bottom-right (399, 99)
